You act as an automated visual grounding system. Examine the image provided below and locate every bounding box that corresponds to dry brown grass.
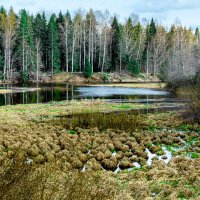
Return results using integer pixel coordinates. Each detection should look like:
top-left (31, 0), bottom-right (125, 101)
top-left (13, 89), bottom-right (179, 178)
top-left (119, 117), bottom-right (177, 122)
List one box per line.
top-left (0, 89), bottom-right (13, 94)
top-left (0, 100), bottom-right (199, 199)
top-left (90, 83), bottom-right (166, 89)
top-left (0, 156), bottom-right (121, 200)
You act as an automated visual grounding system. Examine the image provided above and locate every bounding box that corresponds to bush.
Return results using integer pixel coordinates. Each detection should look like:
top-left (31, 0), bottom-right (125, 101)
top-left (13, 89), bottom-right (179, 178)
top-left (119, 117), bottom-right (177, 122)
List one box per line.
top-left (128, 58), bottom-right (140, 76)
top-left (183, 72), bottom-right (200, 123)
top-left (102, 73), bottom-right (109, 82)
top-left (21, 70), bottom-right (29, 83)
top-left (84, 57), bottom-right (92, 78)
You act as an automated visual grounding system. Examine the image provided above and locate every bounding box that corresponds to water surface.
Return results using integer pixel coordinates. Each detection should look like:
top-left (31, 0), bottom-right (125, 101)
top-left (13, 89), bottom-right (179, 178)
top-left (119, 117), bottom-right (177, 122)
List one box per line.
top-left (0, 83), bottom-right (177, 106)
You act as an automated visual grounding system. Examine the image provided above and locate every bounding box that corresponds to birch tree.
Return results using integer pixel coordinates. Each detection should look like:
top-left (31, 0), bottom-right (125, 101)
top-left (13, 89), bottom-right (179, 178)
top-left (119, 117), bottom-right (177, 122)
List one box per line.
top-left (0, 8), bottom-right (17, 81)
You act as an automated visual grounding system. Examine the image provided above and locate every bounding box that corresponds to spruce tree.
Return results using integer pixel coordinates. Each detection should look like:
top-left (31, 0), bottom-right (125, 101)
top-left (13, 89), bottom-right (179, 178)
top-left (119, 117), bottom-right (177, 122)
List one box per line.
top-left (33, 13), bottom-right (47, 71)
top-left (195, 27), bottom-right (200, 40)
top-left (128, 58), bottom-right (140, 76)
top-left (41, 12), bottom-right (48, 70)
top-left (47, 14), bottom-right (61, 75)
top-left (142, 18), bottom-right (157, 69)
top-left (111, 16), bottom-right (120, 71)
top-left (17, 10), bottom-right (36, 81)
top-left (84, 57), bottom-right (92, 78)
top-left (0, 51), bottom-right (3, 71)
top-left (56, 11), bottom-right (65, 71)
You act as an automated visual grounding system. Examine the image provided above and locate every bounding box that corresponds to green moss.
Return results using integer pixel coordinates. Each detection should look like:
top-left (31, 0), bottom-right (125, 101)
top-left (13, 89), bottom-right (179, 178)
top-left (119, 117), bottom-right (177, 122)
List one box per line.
top-left (159, 180), bottom-right (179, 188)
top-left (66, 130), bottom-right (77, 135)
top-left (190, 152), bottom-right (199, 159)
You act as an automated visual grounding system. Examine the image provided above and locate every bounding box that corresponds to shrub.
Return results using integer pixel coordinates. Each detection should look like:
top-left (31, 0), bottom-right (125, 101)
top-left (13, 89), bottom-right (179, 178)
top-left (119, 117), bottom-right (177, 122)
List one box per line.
top-left (84, 57), bottom-right (92, 78)
top-left (128, 58), bottom-right (140, 76)
top-left (21, 70), bottom-right (29, 83)
top-left (102, 73), bottom-right (109, 82)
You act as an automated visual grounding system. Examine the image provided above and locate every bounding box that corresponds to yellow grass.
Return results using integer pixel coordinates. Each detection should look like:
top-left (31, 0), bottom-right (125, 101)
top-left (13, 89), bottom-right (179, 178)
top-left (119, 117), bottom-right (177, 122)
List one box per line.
top-left (88, 83), bottom-right (166, 89)
top-left (0, 89), bottom-right (13, 94)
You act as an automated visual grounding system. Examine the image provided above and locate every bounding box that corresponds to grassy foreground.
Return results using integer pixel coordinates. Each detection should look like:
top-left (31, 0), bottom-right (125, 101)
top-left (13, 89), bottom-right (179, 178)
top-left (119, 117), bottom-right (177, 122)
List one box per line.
top-left (0, 100), bottom-right (200, 199)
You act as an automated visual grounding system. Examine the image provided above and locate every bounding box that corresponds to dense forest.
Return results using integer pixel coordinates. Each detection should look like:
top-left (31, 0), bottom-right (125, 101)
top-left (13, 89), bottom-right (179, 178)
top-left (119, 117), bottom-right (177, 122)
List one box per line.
top-left (0, 6), bottom-right (200, 82)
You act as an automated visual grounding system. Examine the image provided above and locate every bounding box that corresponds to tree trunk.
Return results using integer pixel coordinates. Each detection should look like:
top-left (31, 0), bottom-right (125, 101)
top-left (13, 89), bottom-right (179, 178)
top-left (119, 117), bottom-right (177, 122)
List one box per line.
top-left (71, 30), bottom-right (75, 73)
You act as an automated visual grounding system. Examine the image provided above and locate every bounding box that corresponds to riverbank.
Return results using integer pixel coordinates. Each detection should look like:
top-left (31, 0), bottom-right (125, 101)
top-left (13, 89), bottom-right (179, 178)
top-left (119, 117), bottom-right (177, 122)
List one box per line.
top-left (45, 72), bottom-right (161, 84)
top-left (0, 89), bottom-right (13, 94)
top-left (0, 72), bottom-right (161, 84)
top-left (0, 100), bottom-right (199, 199)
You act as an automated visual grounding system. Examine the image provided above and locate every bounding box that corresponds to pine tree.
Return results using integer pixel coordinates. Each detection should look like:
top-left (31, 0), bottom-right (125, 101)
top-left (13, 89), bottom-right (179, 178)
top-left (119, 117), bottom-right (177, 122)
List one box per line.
top-left (47, 14), bottom-right (60, 75)
top-left (111, 16), bottom-right (120, 71)
top-left (84, 56), bottom-right (92, 78)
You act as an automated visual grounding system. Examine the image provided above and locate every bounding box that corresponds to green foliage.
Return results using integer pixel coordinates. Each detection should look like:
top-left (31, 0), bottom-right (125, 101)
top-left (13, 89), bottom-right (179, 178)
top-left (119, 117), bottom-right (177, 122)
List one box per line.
top-left (66, 130), bottom-right (77, 135)
top-left (190, 152), bottom-right (199, 159)
top-left (111, 16), bottom-right (120, 71)
top-left (84, 57), bottom-right (92, 78)
top-left (17, 9), bottom-right (36, 73)
top-left (128, 58), bottom-right (140, 76)
top-left (33, 12), bottom-right (47, 70)
top-left (142, 18), bottom-right (157, 66)
top-left (0, 51), bottom-right (4, 72)
top-left (102, 73), bottom-right (109, 82)
top-left (48, 14), bottom-right (61, 74)
top-left (21, 70), bottom-right (29, 83)
top-left (159, 64), bottom-right (167, 81)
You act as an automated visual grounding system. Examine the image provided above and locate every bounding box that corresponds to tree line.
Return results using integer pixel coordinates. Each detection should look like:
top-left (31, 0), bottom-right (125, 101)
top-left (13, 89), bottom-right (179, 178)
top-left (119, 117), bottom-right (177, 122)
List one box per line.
top-left (0, 6), bottom-right (200, 82)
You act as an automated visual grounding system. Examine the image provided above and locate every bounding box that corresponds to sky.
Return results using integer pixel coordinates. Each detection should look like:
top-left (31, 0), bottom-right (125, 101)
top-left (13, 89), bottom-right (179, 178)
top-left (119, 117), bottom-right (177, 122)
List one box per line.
top-left (1, 0), bottom-right (200, 28)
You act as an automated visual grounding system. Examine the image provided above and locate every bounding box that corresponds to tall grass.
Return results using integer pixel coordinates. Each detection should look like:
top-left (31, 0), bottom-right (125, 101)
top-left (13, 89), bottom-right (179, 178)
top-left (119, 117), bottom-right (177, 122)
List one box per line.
top-left (53, 112), bottom-right (143, 132)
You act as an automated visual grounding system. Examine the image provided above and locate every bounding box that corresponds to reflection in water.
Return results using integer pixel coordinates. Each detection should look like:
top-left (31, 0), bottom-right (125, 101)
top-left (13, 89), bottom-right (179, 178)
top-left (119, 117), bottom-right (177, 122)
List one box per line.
top-left (0, 83), bottom-right (173, 106)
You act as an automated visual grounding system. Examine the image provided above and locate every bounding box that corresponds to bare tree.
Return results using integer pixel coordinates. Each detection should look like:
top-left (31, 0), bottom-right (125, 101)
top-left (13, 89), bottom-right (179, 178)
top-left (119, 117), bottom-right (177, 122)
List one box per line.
top-left (36, 38), bottom-right (42, 82)
top-left (0, 8), bottom-right (17, 81)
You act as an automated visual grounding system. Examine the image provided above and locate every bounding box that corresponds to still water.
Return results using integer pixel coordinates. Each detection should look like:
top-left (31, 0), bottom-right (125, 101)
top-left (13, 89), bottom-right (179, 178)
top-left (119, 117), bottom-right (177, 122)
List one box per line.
top-left (0, 83), bottom-right (176, 106)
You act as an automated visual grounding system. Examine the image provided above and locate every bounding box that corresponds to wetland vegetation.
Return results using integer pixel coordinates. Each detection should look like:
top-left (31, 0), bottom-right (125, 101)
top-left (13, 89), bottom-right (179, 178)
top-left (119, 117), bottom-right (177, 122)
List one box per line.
top-left (0, 97), bottom-right (199, 199)
top-left (0, 2), bottom-right (200, 200)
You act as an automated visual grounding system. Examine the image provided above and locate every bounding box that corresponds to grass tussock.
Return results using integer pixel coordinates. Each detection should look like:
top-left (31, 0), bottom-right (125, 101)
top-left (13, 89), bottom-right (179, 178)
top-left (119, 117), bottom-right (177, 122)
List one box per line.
top-left (0, 153), bottom-right (122, 200)
top-left (0, 100), bottom-right (199, 199)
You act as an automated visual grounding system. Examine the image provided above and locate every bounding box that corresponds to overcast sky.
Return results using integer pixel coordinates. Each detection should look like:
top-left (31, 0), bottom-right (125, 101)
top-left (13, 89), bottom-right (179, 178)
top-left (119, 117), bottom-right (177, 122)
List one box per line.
top-left (1, 0), bottom-right (200, 28)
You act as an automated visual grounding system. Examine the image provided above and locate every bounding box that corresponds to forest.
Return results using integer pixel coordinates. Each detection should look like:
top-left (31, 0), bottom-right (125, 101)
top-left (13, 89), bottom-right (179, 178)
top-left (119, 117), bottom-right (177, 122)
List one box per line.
top-left (0, 6), bottom-right (200, 83)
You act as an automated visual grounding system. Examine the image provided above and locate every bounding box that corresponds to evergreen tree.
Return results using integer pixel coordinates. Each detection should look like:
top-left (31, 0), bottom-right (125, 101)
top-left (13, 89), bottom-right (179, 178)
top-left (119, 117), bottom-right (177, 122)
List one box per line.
top-left (56, 11), bottom-right (65, 71)
top-left (41, 12), bottom-right (48, 70)
top-left (195, 27), bottom-right (200, 40)
top-left (128, 58), bottom-right (140, 76)
top-left (0, 51), bottom-right (4, 71)
top-left (17, 10), bottom-right (36, 81)
top-left (149, 18), bottom-right (157, 39)
top-left (142, 18), bottom-right (157, 69)
top-left (111, 16), bottom-right (120, 71)
top-left (0, 6), bottom-right (6, 55)
top-left (47, 14), bottom-right (60, 75)
top-left (84, 57), bottom-right (92, 78)
top-left (33, 13), bottom-right (47, 71)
